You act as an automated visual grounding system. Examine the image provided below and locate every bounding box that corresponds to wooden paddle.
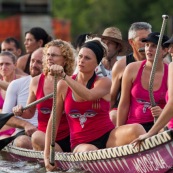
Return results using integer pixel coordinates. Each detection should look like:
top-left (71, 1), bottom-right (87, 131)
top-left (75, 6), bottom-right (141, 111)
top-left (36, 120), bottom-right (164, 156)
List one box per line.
top-left (149, 15), bottom-right (169, 123)
top-left (0, 93), bottom-right (53, 129)
top-left (0, 130), bottom-right (25, 150)
top-left (50, 75), bottom-right (58, 166)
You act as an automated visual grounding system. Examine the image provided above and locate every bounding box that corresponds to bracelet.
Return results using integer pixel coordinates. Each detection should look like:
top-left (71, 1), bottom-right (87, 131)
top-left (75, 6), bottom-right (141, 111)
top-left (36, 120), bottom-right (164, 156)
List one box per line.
top-left (62, 73), bottom-right (67, 80)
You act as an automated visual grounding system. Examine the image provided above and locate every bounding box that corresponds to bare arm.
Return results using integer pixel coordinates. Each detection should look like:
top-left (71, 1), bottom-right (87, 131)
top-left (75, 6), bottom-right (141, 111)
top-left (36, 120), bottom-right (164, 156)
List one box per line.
top-left (110, 58), bottom-right (126, 108)
top-left (147, 62), bottom-right (173, 135)
top-left (12, 76), bottom-right (38, 119)
top-left (6, 116), bottom-right (37, 136)
top-left (65, 75), bottom-right (111, 101)
top-left (117, 64), bottom-right (134, 126)
top-left (0, 80), bottom-right (9, 90)
top-left (44, 81), bottom-right (65, 171)
top-left (49, 64), bottom-right (111, 101)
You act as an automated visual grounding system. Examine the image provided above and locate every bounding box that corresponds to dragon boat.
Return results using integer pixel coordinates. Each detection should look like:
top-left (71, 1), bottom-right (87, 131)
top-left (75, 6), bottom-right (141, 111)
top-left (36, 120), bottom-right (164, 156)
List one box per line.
top-left (1, 129), bottom-right (173, 173)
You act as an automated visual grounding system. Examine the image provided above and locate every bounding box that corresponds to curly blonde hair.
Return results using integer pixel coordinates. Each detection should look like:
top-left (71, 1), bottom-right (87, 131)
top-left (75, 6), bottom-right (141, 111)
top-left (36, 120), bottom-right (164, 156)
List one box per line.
top-left (42, 39), bottom-right (76, 76)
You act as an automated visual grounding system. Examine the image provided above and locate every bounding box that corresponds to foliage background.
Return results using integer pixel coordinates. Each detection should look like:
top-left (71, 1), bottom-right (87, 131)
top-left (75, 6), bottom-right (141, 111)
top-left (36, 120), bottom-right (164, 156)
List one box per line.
top-left (52, 0), bottom-right (173, 43)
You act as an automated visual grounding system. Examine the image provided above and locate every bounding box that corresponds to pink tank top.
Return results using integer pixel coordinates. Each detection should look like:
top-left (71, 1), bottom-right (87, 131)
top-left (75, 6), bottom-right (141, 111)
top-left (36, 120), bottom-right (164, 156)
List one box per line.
top-left (36, 74), bottom-right (69, 141)
top-left (0, 76), bottom-right (16, 109)
top-left (127, 60), bottom-right (168, 124)
top-left (64, 74), bottom-right (114, 149)
top-left (165, 92), bottom-right (173, 129)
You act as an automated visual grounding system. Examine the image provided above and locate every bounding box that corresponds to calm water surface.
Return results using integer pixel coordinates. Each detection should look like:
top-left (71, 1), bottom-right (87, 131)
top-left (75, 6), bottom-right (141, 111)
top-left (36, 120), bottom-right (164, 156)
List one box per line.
top-left (0, 151), bottom-right (89, 173)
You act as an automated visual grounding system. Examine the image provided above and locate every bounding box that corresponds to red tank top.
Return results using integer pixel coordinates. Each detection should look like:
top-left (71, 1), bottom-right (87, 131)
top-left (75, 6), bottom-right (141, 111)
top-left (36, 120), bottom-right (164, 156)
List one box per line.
top-left (36, 74), bottom-right (69, 141)
top-left (127, 60), bottom-right (168, 124)
top-left (64, 74), bottom-right (114, 149)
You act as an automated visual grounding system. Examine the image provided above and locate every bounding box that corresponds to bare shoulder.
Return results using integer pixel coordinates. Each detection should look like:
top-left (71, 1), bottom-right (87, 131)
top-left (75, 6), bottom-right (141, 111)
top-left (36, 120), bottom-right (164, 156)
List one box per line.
top-left (169, 62), bottom-right (173, 68)
top-left (126, 61), bottom-right (142, 69)
top-left (57, 79), bottom-right (69, 100)
top-left (112, 56), bottom-right (126, 72)
top-left (124, 61), bottom-right (142, 78)
top-left (17, 54), bottom-right (30, 70)
top-left (31, 74), bottom-right (41, 86)
top-left (17, 54), bottom-right (30, 62)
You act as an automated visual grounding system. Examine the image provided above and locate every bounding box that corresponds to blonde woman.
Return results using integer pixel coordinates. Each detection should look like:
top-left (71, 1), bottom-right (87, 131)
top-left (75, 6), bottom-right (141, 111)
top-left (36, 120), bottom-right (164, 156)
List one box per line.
top-left (13, 39), bottom-right (76, 150)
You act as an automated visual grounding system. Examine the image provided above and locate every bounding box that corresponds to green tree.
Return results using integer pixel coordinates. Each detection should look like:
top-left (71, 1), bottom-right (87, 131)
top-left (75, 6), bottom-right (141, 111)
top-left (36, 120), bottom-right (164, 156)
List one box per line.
top-left (52, 0), bottom-right (173, 42)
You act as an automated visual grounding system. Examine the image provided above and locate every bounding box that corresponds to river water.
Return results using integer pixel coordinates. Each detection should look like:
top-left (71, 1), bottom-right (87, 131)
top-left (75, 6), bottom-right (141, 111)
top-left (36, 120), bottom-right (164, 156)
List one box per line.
top-left (0, 151), bottom-right (89, 173)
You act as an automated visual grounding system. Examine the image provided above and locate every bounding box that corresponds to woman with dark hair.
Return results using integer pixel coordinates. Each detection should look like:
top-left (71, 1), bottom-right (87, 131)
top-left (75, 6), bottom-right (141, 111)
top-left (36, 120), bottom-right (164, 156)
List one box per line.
top-left (43, 37), bottom-right (146, 172)
top-left (17, 27), bottom-right (52, 74)
top-left (74, 33), bottom-right (92, 52)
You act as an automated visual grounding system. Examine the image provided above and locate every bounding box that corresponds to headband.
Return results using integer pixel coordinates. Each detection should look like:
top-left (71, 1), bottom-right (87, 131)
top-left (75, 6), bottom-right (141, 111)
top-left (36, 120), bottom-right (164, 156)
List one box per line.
top-left (82, 41), bottom-right (104, 64)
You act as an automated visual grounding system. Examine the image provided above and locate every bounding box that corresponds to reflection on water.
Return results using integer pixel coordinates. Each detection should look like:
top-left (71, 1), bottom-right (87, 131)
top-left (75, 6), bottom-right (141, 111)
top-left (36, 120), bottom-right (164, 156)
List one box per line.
top-left (0, 152), bottom-right (90, 173)
top-left (0, 153), bottom-right (45, 173)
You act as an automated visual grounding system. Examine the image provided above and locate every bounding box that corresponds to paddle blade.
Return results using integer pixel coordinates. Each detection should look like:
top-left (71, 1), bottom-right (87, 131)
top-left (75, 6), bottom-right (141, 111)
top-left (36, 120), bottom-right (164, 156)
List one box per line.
top-left (0, 112), bottom-right (14, 129)
top-left (0, 130), bottom-right (25, 150)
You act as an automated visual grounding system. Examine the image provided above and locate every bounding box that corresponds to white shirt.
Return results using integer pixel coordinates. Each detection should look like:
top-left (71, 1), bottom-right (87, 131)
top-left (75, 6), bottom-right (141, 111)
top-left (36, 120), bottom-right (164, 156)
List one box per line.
top-left (95, 62), bottom-right (112, 79)
top-left (2, 75), bottom-right (38, 127)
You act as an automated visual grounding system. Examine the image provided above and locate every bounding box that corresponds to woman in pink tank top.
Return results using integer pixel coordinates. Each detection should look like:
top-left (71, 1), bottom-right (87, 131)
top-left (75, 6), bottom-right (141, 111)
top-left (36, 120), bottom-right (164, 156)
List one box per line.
top-left (0, 51), bottom-right (24, 139)
top-left (43, 37), bottom-right (146, 172)
top-left (132, 62), bottom-right (173, 143)
top-left (13, 39), bottom-right (76, 152)
top-left (117, 32), bottom-right (169, 132)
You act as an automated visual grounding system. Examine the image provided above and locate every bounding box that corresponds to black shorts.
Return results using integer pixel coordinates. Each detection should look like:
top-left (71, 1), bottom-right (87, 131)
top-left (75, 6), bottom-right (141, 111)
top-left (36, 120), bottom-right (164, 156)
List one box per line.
top-left (56, 135), bottom-right (71, 152)
top-left (87, 130), bottom-right (112, 149)
top-left (141, 122), bottom-right (154, 132)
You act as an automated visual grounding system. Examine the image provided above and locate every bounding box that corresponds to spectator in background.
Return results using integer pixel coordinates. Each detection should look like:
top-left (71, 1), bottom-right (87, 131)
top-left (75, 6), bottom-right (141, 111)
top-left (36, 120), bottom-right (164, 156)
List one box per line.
top-left (1, 37), bottom-right (27, 76)
top-left (74, 33), bottom-right (92, 53)
top-left (110, 22), bottom-right (152, 125)
top-left (1, 37), bottom-right (22, 58)
top-left (17, 27), bottom-right (52, 74)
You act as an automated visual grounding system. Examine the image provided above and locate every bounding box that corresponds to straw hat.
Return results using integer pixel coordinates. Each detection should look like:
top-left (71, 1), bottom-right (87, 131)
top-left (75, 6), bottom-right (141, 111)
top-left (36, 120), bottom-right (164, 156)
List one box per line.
top-left (99, 27), bottom-right (132, 56)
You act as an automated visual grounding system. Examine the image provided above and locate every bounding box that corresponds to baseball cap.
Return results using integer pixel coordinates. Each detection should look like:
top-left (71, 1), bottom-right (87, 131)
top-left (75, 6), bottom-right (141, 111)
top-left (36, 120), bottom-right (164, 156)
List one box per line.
top-left (142, 32), bottom-right (169, 47)
top-left (163, 35), bottom-right (173, 47)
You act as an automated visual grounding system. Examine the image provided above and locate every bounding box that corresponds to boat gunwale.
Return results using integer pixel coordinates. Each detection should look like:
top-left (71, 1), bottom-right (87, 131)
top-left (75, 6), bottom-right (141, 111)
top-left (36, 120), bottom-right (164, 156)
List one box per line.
top-left (1, 129), bottom-right (173, 162)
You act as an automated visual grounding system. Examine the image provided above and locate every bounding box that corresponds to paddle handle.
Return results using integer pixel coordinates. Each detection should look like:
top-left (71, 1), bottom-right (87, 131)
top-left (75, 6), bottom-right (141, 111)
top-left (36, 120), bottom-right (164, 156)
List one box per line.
top-left (149, 15), bottom-right (169, 123)
top-left (22, 93), bottom-right (53, 111)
